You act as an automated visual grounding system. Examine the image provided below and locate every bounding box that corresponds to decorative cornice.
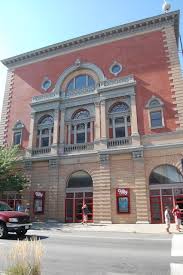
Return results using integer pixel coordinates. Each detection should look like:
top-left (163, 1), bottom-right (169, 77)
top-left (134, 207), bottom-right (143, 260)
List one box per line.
top-left (1, 10), bottom-right (179, 69)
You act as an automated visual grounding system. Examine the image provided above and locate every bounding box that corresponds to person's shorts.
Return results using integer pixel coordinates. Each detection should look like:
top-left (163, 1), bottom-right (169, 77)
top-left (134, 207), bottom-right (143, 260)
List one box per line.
top-left (175, 218), bottom-right (181, 226)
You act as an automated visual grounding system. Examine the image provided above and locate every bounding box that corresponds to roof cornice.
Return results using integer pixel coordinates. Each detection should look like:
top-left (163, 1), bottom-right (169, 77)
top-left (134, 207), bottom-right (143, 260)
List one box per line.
top-left (1, 10), bottom-right (179, 69)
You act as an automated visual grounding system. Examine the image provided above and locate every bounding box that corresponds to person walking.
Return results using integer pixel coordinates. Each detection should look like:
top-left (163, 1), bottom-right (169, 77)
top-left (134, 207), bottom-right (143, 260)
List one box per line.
top-left (164, 206), bottom-right (171, 234)
top-left (82, 203), bottom-right (89, 225)
top-left (172, 204), bottom-right (182, 232)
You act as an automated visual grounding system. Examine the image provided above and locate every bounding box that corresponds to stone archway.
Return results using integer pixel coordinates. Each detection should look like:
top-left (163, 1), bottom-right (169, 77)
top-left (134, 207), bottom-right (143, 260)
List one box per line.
top-left (65, 170), bottom-right (93, 223)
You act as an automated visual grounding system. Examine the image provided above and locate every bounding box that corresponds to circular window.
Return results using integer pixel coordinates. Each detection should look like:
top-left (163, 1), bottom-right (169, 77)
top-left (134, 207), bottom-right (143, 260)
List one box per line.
top-left (110, 62), bottom-right (122, 76)
top-left (41, 78), bottom-right (52, 91)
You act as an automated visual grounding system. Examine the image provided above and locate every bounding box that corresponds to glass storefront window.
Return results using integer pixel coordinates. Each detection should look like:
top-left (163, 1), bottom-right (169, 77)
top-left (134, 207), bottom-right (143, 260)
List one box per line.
top-left (174, 188), bottom-right (183, 196)
top-left (150, 190), bottom-right (160, 196)
top-left (162, 189), bottom-right (172, 196)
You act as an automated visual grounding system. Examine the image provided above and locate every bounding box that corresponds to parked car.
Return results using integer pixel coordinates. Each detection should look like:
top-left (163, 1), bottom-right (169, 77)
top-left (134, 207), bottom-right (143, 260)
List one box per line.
top-left (0, 201), bottom-right (32, 239)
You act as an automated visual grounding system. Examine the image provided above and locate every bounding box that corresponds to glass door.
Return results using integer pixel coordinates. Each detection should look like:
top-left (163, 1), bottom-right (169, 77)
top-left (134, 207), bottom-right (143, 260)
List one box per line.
top-left (75, 198), bottom-right (83, 223)
top-left (150, 196), bottom-right (162, 223)
top-left (162, 196), bottom-right (174, 222)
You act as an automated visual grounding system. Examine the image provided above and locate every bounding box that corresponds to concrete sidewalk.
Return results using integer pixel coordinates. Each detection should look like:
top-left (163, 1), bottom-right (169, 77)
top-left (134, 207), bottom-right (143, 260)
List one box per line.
top-left (31, 222), bottom-right (182, 234)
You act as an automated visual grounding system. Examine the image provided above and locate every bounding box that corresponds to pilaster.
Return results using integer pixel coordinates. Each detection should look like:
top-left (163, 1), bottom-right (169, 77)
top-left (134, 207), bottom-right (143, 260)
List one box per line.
top-left (132, 150), bottom-right (149, 223)
top-left (93, 154), bottom-right (112, 223)
top-left (131, 94), bottom-right (140, 145)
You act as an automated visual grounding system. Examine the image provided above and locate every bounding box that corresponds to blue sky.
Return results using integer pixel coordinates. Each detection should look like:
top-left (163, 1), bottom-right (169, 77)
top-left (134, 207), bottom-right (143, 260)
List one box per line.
top-left (0, 0), bottom-right (183, 115)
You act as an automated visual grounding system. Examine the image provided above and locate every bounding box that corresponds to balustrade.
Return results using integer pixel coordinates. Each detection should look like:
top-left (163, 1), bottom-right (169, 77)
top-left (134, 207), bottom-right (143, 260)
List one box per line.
top-left (32, 147), bottom-right (51, 156)
top-left (64, 143), bottom-right (94, 153)
top-left (107, 137), bottom-right (132, 148)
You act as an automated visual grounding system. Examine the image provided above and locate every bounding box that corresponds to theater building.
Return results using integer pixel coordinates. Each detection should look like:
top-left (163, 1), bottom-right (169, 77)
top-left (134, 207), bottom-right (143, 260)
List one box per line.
top-left (0, 10), bottom-right (183, 223)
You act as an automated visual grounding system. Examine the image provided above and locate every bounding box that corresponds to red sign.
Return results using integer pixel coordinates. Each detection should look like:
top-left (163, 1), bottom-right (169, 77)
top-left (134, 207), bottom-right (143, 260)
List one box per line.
top-left (116, 188), bottom-right (129, 197)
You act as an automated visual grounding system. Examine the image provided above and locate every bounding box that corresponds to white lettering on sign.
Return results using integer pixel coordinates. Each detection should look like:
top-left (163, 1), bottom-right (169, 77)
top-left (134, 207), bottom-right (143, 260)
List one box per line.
top-left (35, 192), bottom-right (43, 198)
top-left (117, 188), bottom-right (128, 196)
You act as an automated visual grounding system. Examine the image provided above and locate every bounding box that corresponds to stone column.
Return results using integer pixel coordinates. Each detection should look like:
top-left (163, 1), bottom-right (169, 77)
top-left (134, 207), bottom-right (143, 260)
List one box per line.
top-left (53, 109), bottom-right (60, 145)
top-left (90, 121), bottom-right (93, 142)
top-left (28, 113), bottom-right (36, 148)
top-left (132, 150), bottom-right (150, 223)
top-left (85, 123), bottom-right (87, 143)
top-left (131, 94), bottom-right (140, 145)
top-left (112, 118), bottom-right (115, 139)
top-left (68, 124), bottom-right (71, 144)
top-left (124, 116), bottom-right (128, 137)
top-left (94, 102), bottom-right (101, 141)
top-left (100, 100), bottom-right (107, 139)
top-left (74, 125), bottom-right (77, 144)
top-left (60, 109), bottom-right (65, 144)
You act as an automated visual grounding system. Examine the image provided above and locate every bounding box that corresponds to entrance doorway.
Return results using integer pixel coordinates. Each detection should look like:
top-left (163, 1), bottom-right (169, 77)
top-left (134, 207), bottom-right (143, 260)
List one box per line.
top-left (149, 165), bottom-right (183, 224)
top-left (65, 171), bottom-right (93, 223)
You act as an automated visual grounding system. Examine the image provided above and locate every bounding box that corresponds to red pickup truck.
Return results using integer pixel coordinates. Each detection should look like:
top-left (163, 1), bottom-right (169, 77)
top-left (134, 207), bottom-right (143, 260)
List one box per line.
top-left (0, 201), bottom-right (32, 238)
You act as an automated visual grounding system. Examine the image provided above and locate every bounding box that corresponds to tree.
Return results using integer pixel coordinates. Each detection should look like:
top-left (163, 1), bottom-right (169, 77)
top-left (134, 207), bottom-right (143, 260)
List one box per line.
top-left (0, 146), bottom-right (27, 192)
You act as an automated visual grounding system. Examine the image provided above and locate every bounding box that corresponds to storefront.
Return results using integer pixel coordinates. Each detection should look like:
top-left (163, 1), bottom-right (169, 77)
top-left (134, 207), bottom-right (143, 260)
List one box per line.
top-left (149, 165), bottom-right (183, 223)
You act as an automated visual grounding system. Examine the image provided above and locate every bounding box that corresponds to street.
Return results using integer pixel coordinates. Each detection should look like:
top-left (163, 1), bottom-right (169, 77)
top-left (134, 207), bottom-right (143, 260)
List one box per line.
top-left (0, 230), bottom-right (183, 275)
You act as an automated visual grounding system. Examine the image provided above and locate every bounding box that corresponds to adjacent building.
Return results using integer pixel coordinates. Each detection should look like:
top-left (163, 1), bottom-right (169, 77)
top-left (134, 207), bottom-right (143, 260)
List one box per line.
top-left (0, 10), bottom-right (183, 223)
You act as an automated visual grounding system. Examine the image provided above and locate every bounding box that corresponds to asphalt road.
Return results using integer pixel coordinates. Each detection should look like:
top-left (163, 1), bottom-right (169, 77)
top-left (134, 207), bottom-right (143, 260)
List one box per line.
top-left (0, 231), bottom-right (183, 275)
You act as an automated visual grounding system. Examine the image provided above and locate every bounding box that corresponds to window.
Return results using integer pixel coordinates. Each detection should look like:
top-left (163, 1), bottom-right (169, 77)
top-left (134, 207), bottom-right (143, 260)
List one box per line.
top-left (12, 120), bottom-right (24, 146)
top-left (66, 75), bottom-right (95, 92)
top-left (108, 102), bottom-right (131, 139)
top-left (67, 171), bottom-right (93, 188)
top-left (149, 165), bottom-right (183, 185)
top-left (150, 111), bottom-right (162, 128)
top-left (37, 115), bottom-right (54, 148)
top-left (146, 97), bottom-right (164, 129)
top-left (110, 62), bottom-right (122, 76)
top-left (13, 132), bottom-right (22, 145)
top-left (41, 79), bottom-right (52, 91)
top-left (69, 109), bottom-right (92, 144)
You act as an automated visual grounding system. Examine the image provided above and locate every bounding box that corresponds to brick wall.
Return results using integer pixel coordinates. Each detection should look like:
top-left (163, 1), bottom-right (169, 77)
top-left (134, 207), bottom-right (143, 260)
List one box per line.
top-left (3, 30), bottom-right (177, 146)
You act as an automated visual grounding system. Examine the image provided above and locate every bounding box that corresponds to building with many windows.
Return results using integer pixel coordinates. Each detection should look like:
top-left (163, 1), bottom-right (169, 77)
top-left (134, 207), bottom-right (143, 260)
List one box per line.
top-left (0, 10), bottom-right (183, 223)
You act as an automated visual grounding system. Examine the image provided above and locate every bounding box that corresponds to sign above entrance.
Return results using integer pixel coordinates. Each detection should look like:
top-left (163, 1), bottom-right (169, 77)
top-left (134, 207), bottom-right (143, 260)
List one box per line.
top-left (116, 188), bottom-right (129, 197)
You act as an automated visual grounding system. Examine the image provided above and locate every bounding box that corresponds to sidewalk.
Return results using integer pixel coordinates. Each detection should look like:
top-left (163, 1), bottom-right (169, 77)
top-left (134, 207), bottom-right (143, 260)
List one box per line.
top-left (31, 222), bottom-right (181, 234)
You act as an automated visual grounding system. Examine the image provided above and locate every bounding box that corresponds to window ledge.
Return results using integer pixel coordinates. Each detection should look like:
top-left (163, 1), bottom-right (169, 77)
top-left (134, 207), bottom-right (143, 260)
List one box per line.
top-left (151, 126), bottom-right (164, 130)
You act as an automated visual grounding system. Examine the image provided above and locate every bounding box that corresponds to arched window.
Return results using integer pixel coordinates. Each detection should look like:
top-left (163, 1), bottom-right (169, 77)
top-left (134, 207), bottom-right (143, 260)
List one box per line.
top-left (149, 165), bottom-right (183, 185)
top-left (72, 110), bottom-right (90, 120)
top-left (67, 171), bottom-right (93, 188)
top-left (70, 109), bottom-right (91, 144)
top-left (146, 97), bottom-right (164, 129)
top-left (37, 115), bottom-right (54, 147)
top-left (66, 74), bottom-right (95, 93)
top-left (108, 102), bottom-right (131, 139)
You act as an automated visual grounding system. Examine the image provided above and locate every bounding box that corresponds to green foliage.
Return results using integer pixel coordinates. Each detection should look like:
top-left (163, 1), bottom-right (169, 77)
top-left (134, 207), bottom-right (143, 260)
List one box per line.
top-left (0, 146), bottom-right (27, 192)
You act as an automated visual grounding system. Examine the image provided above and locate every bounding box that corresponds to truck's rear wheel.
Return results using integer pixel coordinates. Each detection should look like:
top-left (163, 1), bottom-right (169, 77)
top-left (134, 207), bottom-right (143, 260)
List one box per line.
top-left (0, 223), bottom-right (8, 239)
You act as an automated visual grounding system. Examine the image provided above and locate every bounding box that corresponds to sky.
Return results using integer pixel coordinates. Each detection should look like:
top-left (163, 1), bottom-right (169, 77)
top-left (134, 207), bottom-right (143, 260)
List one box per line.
top-left (0, 0), bottom-right (183, 116)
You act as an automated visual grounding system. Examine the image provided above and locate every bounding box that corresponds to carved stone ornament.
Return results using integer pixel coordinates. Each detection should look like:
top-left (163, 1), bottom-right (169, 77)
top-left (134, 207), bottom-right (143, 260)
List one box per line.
top-left (99, 154), bottom-right (109, 164)
top-left (49, 159), bottom-right (58, 168)
top-left (74, 59), bottom-right (81, 68)
top-left (24, 160), bottom-right (32, 170)
top-left (132, 150), bottom-right (144, 159)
